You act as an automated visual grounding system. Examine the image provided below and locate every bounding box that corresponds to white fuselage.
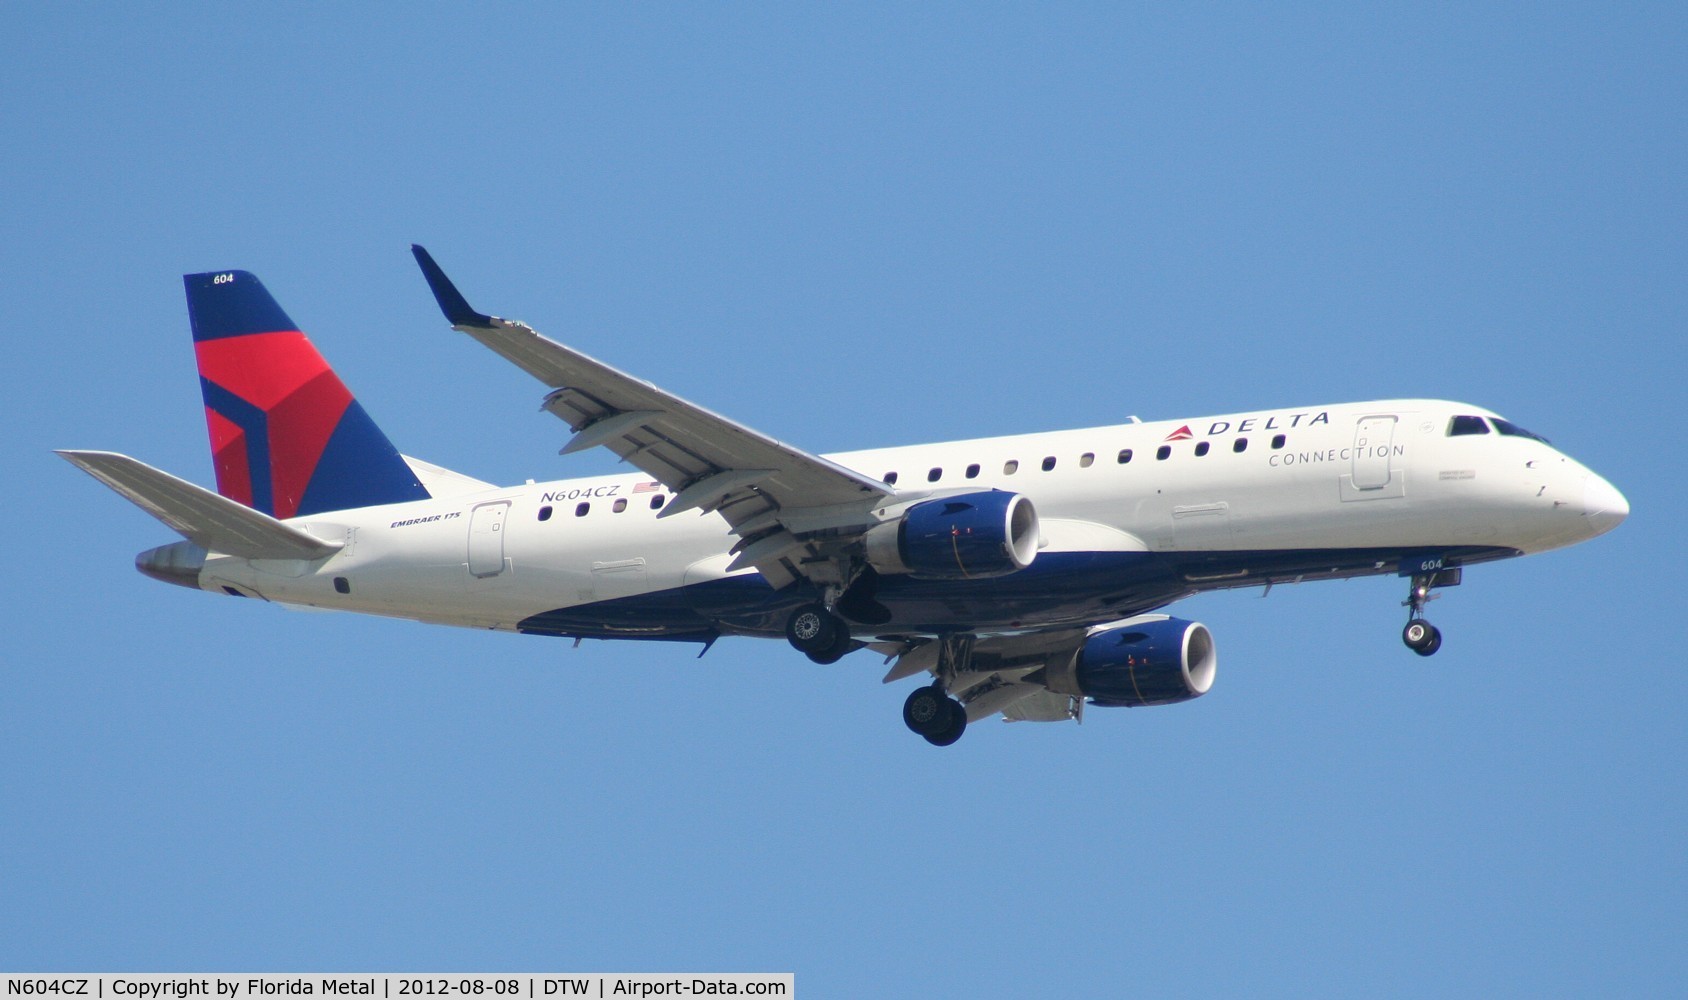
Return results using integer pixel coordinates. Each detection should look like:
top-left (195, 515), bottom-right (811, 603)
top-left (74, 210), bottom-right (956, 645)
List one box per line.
top-left (195, 399), bottom-right (1625, 638)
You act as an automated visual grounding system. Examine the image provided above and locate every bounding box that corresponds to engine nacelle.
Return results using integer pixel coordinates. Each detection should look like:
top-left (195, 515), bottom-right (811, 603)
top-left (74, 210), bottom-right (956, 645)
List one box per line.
top-left (1045, 617), bottom-right (1217, 707)
top-left (864, 490), bottom-right (1039, 580)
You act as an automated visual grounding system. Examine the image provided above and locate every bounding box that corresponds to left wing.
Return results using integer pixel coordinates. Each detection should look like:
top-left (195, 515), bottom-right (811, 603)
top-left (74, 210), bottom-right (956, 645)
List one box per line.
top-left (411, 245), bottom-right (896, 589)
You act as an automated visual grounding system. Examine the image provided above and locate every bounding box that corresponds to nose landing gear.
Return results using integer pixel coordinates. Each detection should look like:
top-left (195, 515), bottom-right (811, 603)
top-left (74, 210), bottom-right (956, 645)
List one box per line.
top-left (1401, 567), bottom-right (1459, 656)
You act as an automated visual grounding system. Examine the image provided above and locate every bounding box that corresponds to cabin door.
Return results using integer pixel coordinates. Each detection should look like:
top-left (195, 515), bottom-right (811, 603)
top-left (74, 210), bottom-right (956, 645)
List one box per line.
top-left (1352, 416), bottom-right (1396, 490)
top-left (468, 502), bottom-right (510, 577)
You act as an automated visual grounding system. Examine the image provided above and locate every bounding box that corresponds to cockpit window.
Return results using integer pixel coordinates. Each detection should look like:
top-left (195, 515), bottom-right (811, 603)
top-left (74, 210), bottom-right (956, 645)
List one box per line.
top-left (1448, 415), bottom-right (1490, 436)
top-left (1492, 418), bottom-right (1549, 444)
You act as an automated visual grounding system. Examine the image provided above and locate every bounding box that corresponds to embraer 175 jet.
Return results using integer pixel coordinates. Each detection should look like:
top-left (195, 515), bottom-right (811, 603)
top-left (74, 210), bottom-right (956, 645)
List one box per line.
top-left (62, 247), bottom-right (1629, 745)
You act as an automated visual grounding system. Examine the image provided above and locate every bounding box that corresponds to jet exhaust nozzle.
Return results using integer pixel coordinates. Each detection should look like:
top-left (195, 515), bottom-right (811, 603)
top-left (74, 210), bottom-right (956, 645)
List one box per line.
top-left (136, 541), bottom-right (207, 589)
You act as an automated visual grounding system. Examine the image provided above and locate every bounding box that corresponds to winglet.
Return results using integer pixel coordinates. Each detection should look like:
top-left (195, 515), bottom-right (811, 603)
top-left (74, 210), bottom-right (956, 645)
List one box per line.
top-left (411, 245), bottom-right (494, 327)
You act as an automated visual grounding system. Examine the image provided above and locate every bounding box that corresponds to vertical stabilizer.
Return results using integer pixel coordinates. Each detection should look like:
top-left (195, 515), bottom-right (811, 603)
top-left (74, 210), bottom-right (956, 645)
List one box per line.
top-left (185, 270), bottom-right (430, 518)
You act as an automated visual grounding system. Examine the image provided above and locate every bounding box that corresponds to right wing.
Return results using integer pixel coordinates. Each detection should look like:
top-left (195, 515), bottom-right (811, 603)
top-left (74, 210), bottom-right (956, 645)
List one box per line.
top-left (58, 450), bottom-right (341, 561)
top-left (879, 626), bottom-right (1091, 724)
top-left (412, 245), bottom-right (898, 589)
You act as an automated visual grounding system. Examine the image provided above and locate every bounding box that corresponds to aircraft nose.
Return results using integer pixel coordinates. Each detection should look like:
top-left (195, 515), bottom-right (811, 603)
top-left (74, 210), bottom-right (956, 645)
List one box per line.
top-left (1581, 473), bottom-right (1629, 537)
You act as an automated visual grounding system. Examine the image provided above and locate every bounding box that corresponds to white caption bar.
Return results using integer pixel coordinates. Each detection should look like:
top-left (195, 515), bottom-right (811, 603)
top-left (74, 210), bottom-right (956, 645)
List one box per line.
top-left (2, 976), bottom-right (793, 1000)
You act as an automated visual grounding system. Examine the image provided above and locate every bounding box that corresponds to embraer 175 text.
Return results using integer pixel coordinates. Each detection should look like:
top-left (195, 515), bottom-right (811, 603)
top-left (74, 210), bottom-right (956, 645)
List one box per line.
top-left (63, 247), bottom-right (1629, 745)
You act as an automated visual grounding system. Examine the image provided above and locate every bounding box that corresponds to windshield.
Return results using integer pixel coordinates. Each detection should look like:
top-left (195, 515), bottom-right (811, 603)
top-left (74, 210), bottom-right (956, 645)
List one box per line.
top-left (1492, 418), bottom-right (1550, 444)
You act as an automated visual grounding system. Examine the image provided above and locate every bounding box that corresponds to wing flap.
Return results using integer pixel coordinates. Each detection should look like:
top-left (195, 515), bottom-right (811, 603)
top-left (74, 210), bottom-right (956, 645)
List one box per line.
top-left (59, 450), bottom-right (341, 560)
top-left (1000, 689), bottom-right (1083, 723)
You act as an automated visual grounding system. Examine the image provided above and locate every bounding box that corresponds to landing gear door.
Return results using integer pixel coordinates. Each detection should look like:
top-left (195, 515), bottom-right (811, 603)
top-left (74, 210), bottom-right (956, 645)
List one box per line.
top-left (468, 501), bottom-right (510, 577)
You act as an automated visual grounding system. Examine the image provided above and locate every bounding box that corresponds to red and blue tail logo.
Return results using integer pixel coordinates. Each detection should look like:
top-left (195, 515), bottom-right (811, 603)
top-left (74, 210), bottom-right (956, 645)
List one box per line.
top-left (185, 271), bottom-right (430, 518)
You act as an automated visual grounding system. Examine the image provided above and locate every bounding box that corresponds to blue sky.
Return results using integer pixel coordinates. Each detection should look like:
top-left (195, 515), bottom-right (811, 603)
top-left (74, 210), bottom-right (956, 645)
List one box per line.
top-left (3, 5), bottom-right (1683, 994)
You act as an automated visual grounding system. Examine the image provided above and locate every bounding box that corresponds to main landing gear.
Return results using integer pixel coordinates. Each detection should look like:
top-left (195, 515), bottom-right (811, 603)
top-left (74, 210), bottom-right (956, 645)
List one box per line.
top-left (784, 602), bottom-right (969, 745)
top-left (900, 633), bottom-right (973, 746)
top-left (785, 602), bottom-right (854, 664)
top-left (903, 683), bottom-right (967, 747)
top-left (1401, 568), bottom-right (1459, 656)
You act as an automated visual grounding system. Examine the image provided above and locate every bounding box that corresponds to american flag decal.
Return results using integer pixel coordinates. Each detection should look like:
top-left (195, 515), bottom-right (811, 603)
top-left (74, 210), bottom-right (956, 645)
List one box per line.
top-left (633, 481), bottom-right (661, 493)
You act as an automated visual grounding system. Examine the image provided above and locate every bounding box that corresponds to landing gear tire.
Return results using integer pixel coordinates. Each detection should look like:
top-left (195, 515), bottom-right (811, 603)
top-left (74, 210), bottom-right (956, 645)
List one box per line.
top-left (1403, 619), bottom-right (1442, 657)
top-left (786, 603), bottom-right (840, 655)
top-left (903, 684), bottom-right (947, 733)
top-left (924, 699), bottom-right (968, 747)
top-left (805, 625), bottom-right (855, 665)
top-left (903, 684), bottom-right (967, 746)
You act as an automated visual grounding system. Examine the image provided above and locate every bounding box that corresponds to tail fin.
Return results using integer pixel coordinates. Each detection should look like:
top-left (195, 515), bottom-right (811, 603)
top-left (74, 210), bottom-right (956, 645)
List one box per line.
top-left (185, 270), bottom-right (430, 518)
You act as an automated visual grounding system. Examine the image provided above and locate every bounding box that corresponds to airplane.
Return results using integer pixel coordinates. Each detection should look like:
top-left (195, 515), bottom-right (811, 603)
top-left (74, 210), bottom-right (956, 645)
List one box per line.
top-left (61, 246), bottom-right (1630, 745)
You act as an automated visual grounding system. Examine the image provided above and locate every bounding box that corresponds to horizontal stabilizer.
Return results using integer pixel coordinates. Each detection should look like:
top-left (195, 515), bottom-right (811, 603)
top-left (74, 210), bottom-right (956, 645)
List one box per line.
top-left (58, 450), bottom-right (341, 560)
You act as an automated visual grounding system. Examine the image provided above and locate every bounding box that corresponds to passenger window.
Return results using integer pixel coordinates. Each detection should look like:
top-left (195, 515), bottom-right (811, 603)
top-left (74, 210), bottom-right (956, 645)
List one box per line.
top-left (1079, 452), bottom-right (1095, 468)
top-left (1117, 449), bottom-right (1133, 464)
top-left (1156, 445), bottom-right (1171, 461)
top-left (1004, 460), bottom-right (1019, 475)
top-left (538, 505), bottom-right (553, 521)
top-left (650, 495), bottom-right (664, 510)
top-left (1194, 442), bottom-right (1210, 457)
top-left (613, 498), bottom-right (627, 513)
top-left (575, 502), bottom-right (590, 517)
top-left (965, 463), bottom-right (980, 479)
top-left (927, 467), bottom-right (942, 483)
top-left (883, 471), bottom-right (899, 485)
top-left (1041, 456), bottom-right (1057, 472)
top-left (1272, 434), bottom-right (1286, 449)
top-left (1233, 438), bottom-right (1248, 453)
top-left (1448, 415), bottom-right (1490, 436)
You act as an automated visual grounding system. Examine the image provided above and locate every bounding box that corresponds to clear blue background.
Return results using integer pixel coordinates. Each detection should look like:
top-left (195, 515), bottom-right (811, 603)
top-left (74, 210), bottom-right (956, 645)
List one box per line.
top-left (3, 5), bottom-right (1682, 995)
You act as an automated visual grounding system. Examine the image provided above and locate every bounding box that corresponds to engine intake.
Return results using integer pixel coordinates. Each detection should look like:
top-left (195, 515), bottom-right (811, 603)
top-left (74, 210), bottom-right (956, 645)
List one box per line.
top-left (865, 490), bottom-right (1039, 580)
top-left (1045, 617), bottom-right (1217, 707)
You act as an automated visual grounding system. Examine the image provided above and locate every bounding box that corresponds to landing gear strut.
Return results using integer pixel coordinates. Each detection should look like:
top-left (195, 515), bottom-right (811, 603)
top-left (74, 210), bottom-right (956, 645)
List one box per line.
top-left (1401, 570), bottom-right (1455, 656)
top-left (785, 603), bottom-right (853, 664)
